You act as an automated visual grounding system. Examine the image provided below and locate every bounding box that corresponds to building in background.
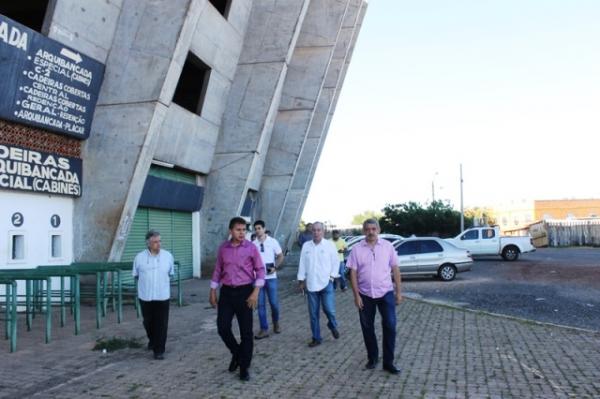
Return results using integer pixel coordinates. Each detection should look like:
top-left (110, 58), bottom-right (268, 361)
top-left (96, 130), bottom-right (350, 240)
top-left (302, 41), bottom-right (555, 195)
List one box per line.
top-left (495, 198), bottom-right (600, 234)
top-left (0, 0), bottom-right (367, 279)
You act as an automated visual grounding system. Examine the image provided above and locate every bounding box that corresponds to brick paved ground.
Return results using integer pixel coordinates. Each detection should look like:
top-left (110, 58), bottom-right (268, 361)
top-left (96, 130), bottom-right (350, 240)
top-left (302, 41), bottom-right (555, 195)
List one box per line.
top-left (1, 264), bottom-right (600, 398)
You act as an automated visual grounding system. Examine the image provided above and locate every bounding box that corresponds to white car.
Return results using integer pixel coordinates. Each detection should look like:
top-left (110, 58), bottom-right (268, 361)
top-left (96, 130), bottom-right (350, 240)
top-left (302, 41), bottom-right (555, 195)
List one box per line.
top-left (346, 233), bottom-right (404, 248)
top-left (344, 234), bottom-right (405, 261)
top-left (394, 237), bottom-right (473, 281)
top-left (445, 226), bottom-right (536, 261)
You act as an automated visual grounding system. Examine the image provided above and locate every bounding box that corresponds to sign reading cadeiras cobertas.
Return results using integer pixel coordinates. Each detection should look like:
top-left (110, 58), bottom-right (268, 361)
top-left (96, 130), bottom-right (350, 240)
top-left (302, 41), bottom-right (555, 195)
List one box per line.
top-left (0, 144), bottom-right (82, 197)
top-left (0, 14), bottom-right (104, 139)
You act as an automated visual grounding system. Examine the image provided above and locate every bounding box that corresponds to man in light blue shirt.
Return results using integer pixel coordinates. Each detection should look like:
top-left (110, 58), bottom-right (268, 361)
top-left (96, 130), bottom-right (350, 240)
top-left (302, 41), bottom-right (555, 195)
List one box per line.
top-left (133, 230), bottom-right (174, 360)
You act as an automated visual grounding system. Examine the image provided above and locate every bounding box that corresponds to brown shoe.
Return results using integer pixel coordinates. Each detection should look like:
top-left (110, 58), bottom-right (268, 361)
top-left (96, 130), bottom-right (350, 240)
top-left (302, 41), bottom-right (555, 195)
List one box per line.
top-left (254, 329), bottom-right (270, 340)
top-left (273, 322), bottom-right (281, 334)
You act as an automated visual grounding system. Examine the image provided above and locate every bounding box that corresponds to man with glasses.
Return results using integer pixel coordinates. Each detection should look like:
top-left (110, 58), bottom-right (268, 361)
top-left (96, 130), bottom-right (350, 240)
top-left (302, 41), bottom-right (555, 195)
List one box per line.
top-left (133, 230), bottom-right (174, 360)
top-left (253, 220), bottom-right (284, 339)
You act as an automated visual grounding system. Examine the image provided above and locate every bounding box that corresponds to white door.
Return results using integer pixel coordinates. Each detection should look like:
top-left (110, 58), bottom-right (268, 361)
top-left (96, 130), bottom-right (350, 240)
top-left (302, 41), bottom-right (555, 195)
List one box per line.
top-left (457, 229), bottom-right (482, 255)
top-left (480, 228), bottom-right (499, 254)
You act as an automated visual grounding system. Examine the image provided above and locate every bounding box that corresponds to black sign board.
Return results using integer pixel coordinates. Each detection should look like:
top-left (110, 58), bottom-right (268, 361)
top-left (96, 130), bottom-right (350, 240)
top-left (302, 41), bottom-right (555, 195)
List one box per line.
top-left (0, 143), bottom-right (82, 197)
top-left (0, 14), bottom-right (104, 139)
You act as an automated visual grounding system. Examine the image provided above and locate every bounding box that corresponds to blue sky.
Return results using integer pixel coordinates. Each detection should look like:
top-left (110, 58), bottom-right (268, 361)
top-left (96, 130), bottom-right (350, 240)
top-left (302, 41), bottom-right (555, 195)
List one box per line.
top-left (303, 0), bottom-right (600, 226)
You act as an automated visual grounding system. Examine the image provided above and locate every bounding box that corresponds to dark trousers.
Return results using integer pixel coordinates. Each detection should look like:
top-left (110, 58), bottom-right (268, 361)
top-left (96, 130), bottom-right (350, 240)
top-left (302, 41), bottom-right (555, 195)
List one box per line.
top-left (217, 284), bottom-right (254, 371)
top-left (139, 299), bottom-right (170, 355)
top-left (358, 291), bottom-right (397, 366)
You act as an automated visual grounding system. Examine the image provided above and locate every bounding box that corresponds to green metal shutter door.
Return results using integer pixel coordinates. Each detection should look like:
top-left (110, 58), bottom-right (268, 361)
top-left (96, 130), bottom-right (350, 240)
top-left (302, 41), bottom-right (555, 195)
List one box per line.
top-left (171, 211), bottom-right (193, 279)
top-left (122, 208), bottom-right (194, 281)
top-left (121, 208), bottom-right (150, 285)
top-left (122, 166), bottom-right (196, 281)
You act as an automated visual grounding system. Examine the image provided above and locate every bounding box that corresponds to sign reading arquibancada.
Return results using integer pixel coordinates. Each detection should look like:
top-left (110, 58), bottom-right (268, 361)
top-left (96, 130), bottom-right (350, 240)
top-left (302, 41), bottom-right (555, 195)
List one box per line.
top-left (0, 14), bottom-right (104, 139)
top-left (0, 144), bottom-right (82, 197)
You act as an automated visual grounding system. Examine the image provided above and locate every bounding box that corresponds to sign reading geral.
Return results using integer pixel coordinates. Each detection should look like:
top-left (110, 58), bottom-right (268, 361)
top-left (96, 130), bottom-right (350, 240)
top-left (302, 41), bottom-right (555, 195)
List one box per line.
top-left (0, 144), bottom-right (82, 196)
top-left (0, 14), bottom-right (104, 139)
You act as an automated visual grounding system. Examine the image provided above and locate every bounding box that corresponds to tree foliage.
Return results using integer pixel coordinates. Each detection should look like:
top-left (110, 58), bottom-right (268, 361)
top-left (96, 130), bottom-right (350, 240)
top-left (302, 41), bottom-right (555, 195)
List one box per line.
top-left (351, 210), bottom-right (383, 226)
top-left (379, 200), bottom-right (472, 238)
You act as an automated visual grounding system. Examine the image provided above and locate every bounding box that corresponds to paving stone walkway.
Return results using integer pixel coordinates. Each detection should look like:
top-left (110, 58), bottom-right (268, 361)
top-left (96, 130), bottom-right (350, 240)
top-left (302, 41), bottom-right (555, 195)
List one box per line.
top-left (1, 265), bottom-right (600, 398)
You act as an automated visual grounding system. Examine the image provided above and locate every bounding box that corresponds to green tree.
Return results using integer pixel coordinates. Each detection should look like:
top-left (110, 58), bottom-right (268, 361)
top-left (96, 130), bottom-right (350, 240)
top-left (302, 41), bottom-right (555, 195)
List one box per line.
top-left (351, 210), bottom-right (383, 226)
top-left (379, 200), bottom-right (473, 238)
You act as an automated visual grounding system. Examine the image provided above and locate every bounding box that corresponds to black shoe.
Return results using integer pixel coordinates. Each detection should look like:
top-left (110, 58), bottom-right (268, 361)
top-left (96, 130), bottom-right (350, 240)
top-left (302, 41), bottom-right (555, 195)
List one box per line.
top-left (239, 369), bottom-right (250, 381)
top-left (308, 339), bottom-right (321, 348)
top-left (383, 364), bottom-right (401, 374)
top-left (365, 359), bottom-right (379, 369)
top-left (153, 353), bottom-right (164, 360)
top-left (228, 356), bottom-right (239, 372)
top-left (331, 329), bottom-right (340, 339)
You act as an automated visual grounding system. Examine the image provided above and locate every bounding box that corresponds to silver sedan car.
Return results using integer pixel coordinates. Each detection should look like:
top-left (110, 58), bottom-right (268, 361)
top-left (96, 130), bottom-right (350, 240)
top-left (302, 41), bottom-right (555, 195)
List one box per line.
top-left (394, 237), bottom-right (473, 281)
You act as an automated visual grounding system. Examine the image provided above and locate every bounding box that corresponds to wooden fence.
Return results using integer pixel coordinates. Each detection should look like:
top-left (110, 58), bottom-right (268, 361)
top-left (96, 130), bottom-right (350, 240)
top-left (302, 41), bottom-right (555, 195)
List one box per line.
top-left (545, 219), bottom-right (600, 247)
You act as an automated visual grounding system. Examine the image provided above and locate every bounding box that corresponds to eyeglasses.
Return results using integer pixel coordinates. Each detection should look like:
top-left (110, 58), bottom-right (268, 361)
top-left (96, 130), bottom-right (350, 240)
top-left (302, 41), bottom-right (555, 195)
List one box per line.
top-left (260, 243), bottom-right (264, 252)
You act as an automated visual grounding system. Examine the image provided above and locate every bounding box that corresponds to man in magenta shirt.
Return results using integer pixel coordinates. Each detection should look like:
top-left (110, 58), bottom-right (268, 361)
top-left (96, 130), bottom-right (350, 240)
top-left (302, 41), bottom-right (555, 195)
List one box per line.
top-left (346, 218), bottom-right (403, 374)
top-left (209, 217), bottom-right (265, 381)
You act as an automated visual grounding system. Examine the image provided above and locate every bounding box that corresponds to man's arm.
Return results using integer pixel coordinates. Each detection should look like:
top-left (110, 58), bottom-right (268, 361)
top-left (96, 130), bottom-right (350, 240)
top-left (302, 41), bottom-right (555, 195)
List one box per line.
top-left (390, 245), bottom-right (402, 304)
top-left (297, 249), bottom-right (307, 290)
top-left (392, 266), bottom-right (402, 304)
top-left (209, 248), bottom-right (224, 308)
top-left (246, 245), bottom-right (265, 309)
top-left (346, 248), bottom-right (363, 309)
top-left (350, 268), bottom-right (363, 310)
top-left (275, 252), bottom-right (284, 269)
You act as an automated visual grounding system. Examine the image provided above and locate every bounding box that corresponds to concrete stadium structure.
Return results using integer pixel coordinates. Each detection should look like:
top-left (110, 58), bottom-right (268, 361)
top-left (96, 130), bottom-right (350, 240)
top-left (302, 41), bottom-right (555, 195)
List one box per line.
top-left (0, 0), bottom-right (366, 278)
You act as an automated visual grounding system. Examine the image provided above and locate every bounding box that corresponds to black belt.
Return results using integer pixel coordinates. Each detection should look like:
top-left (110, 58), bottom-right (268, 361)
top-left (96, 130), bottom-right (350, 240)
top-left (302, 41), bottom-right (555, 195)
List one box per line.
top-left (222, 283), bottom-right (253, 290)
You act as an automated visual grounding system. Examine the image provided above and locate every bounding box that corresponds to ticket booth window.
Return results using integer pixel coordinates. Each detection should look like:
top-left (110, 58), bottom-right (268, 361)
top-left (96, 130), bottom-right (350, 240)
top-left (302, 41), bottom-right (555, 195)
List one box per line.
top-left (51, 234), bottom-right (62, 258)
top-left (10, 234), bottom-right (25, 260)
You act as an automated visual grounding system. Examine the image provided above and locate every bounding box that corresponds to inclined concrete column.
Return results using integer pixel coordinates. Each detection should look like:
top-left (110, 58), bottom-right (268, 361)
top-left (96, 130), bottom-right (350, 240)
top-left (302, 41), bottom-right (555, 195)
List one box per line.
top-left (72, 0), bottom-right (205, 261)
top-left (271, 0), bottom-right (366, 248)
top-left (289, 2), bottom-right (368, 245)
top-left (200, 0), bottom-right (311, 264)
top-left (256, 0), bottom-right (351, 245)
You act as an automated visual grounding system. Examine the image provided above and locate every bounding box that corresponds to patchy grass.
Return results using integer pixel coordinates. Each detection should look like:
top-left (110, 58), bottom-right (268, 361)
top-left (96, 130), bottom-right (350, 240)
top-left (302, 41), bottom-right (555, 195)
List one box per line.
top-left (93, 336), bottom-right (143, 352)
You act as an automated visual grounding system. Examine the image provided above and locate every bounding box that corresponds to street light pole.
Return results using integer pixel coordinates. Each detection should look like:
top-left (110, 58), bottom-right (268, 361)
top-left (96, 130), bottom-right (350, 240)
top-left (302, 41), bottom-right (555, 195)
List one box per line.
top-left (460, 163), bottom-right (464, 232)
top-left (432, 172), bottom-right (438, 203)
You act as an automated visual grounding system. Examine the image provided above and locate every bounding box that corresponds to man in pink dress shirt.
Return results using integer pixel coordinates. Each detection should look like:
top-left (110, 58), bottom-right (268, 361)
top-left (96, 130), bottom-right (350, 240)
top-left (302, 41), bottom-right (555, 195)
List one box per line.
top-left (209, 217), bottom-right (265, 381)
top-left (346, 218), bottom-right (403, 374)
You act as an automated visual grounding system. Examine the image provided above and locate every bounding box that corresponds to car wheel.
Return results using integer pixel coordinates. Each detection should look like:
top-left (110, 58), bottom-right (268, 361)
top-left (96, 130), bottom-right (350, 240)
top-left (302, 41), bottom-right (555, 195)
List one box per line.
top-left (501, 245), bottom-right (520, 261)
top-left (438, 264), bottom-right (457, 281)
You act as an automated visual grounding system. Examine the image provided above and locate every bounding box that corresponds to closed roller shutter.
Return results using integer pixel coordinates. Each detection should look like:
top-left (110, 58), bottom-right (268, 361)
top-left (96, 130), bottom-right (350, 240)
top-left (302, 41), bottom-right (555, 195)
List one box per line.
top-left (122, 166), bottom-right (196, 282)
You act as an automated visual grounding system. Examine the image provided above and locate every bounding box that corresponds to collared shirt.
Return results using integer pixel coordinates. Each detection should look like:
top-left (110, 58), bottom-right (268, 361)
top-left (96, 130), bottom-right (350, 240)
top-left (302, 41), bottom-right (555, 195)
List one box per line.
top-left (253, 236), bottom-right (283, 280)
top-left (132, 249), bottom-right (174, 301)
top-left (297, 239), bottom-right (340, 292)
top-left (298, 231), bottom-right (313, 247)
top-left (346, 238), bottom-right (399, 299)
top-left (211, 239), bottom-right (265, 289)
top-left (331, 238), bottom-right (347, 262)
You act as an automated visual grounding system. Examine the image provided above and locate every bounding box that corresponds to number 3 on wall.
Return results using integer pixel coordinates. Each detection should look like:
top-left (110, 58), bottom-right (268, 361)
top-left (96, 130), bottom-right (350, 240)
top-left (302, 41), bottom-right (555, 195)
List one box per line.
top-left (11, 212), bottom-right (24, 227)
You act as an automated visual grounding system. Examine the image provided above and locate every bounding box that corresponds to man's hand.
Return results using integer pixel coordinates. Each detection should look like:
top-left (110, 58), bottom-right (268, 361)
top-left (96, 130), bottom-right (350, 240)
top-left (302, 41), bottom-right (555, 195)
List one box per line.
top-left (298, 280), bottom-right (306, 294)
top-left (354, 294), bottom-right (364, 310)
top-left (209, 289), bottom-right (218, 308)
top-left (246, 290), bottom-right (259, 309)
top-left (395, 292), bottom-right (403, 305)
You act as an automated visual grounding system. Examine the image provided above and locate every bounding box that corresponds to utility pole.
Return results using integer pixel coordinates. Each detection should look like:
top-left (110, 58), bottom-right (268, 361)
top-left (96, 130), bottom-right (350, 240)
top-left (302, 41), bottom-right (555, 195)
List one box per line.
top-left (431, 180), bottom-right (435, 202)
top-left (460, 163), bottom-right (464, 232)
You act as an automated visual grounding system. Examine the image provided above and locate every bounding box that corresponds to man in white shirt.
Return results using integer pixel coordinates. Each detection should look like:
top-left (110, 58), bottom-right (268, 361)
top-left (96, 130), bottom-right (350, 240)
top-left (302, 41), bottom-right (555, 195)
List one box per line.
top-left (253, 220), bottom-right (284, 339)
top-left (297, 222), bottom-right (340, 347)
top-left (132, 230), bottom-right (174, 360)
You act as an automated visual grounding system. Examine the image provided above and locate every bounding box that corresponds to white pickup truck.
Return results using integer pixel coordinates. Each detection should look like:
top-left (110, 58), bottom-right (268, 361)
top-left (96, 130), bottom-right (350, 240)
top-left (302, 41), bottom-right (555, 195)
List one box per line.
top-left (445, 226), bottom-right (536, 261)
